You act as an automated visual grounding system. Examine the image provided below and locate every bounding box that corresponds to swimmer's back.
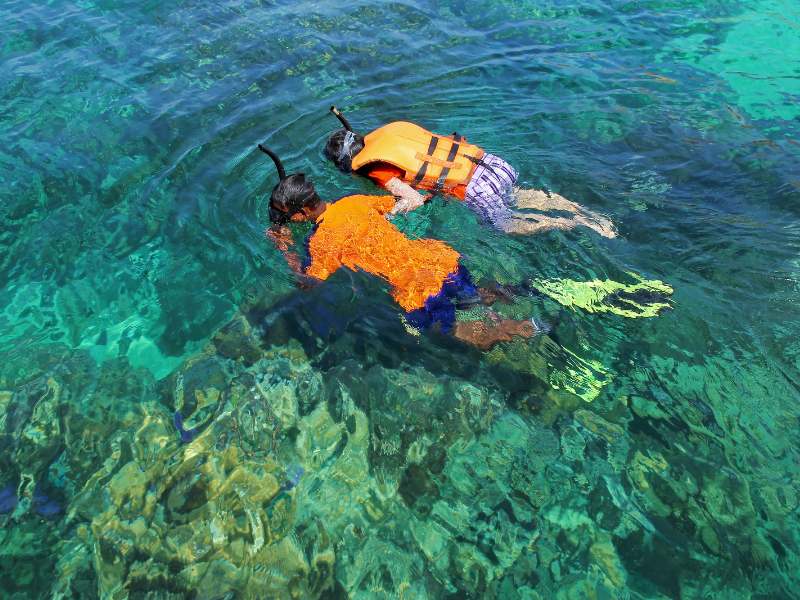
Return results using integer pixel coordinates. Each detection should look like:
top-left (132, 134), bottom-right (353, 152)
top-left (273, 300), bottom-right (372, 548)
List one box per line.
top-left (306, 195), bottom-right (460, 311)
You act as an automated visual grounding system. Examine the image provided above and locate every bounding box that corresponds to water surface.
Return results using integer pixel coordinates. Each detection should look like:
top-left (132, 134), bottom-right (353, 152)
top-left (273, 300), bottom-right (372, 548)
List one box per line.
top-left (1, 0), bottom-right (799, 597)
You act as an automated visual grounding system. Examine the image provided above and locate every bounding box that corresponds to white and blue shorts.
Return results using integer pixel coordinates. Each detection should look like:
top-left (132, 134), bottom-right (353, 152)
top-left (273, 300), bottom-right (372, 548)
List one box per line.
top-left (464, 154), bottom-right (518, 229)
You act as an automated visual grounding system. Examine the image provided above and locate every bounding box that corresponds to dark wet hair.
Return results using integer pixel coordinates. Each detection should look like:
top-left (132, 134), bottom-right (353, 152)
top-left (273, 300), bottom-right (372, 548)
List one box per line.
top-left (324, 106), bottom-right (364, 173)
top-left (258, 144), bottom-right (321, 225)
top-left (324, 128), bottom-right (365, 173)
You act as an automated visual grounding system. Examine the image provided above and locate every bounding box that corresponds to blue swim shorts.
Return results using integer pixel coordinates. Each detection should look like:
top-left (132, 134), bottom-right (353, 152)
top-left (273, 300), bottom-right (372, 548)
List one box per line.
top-left (405, 265), bottom-right (479, 333)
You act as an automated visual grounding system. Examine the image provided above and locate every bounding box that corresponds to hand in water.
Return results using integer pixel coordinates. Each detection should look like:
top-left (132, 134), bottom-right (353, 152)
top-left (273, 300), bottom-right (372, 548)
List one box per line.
top-left (386, 177), bottom-right (428, 215)
top-left (266, 226), bottom-right (294, 251)
top-left (390, 193), bottom-right (427, 215)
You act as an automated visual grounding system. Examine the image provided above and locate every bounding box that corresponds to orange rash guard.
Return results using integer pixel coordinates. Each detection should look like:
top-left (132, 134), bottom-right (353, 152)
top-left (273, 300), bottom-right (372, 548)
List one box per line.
top-left (304, 195), bottom-right (461, 312)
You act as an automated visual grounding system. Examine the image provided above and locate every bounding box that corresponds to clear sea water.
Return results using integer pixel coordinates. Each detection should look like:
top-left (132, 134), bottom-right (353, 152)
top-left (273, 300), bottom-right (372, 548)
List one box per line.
top-left (1, 0), bottom-right (799, 598)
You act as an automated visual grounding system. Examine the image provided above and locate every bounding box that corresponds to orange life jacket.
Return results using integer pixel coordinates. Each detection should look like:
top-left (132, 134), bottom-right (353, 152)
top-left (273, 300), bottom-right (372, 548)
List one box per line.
top-left (350, 121), bottom-right (485, 195)
top-left (304, 195), bottom-right (461, 311)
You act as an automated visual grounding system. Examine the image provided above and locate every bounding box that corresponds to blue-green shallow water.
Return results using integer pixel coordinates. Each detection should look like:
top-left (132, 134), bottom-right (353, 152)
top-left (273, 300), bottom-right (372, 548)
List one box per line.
top-left (2, 0), bottom-right (800, 597)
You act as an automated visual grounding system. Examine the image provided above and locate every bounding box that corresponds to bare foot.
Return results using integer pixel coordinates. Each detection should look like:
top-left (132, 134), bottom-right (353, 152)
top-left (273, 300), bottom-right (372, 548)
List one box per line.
top-left (576, 212), bottom-right (617, 238)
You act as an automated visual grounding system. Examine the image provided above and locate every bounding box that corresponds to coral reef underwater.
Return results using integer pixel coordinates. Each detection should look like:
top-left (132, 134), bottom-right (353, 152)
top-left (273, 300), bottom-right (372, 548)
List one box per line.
top-left (1, 288), bottom-right (797, 599)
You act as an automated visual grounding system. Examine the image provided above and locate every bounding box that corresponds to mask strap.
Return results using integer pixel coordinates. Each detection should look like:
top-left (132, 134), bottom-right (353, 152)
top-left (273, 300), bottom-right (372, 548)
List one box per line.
top-left (339, 130), bottom-right (357, 161)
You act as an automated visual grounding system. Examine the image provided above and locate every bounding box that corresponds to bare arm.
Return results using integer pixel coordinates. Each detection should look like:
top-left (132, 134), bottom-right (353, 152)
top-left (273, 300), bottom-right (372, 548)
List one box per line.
top-left (266, 226), bottom-right (316, 287)
top-left (385, 177), bottom-right (428, 215)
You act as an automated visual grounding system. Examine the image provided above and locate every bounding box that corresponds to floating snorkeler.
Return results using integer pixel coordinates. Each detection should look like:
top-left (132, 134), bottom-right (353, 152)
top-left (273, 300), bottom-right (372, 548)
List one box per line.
top-left (259, 144), bottom-right (538, 350)
top-left (324, 106), bottom-right (617, 238)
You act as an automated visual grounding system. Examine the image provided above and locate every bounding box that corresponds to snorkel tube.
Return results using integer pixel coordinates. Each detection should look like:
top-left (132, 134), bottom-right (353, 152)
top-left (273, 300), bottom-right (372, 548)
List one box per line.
top-left (258, 143), bottom-right (290, 224)
top-left (258, 143), bottom-right (286, 181)
top-left (258, 143), bottom-right (321, 225)
top-left (330, 106), bottom-right (353, 132)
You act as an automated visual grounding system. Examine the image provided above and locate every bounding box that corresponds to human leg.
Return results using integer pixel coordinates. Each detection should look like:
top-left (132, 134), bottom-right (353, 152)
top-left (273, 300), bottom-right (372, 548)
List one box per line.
top-left (500, 213), bottom-right (588, 236)
top-left (512, 188), bottom-right (617, 238)
top-left (463, 154), bottom-right (518, 231)
top-left (513, 188), bottom-right (587, 212)
top-left (404, 265), bottom-right (539, 350)
top-left (452, 317), bottom-right (536, 350)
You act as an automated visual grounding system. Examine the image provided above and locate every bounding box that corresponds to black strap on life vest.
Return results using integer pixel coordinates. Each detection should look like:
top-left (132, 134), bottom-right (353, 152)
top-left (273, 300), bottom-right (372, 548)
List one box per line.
top-left (411, 136), bottom-right (439, 187)
top-left (465, 153), bottom-right (489, 169)
top-left (433, 133), bottom-right (462, 194)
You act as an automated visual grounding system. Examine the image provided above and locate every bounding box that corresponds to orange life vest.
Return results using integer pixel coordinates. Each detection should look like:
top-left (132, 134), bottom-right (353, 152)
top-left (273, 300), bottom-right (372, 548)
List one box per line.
top-left (304, 195), bottom-right (461, 311)
top-left (350, 122), bottom-right (485, 195)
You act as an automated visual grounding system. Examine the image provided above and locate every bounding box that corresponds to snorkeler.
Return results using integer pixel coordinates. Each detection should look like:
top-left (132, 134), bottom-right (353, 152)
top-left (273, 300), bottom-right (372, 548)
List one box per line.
top-left (324, 107), bottom-right (616, 238)
top-left (259, 144), bottom-right (537, 350)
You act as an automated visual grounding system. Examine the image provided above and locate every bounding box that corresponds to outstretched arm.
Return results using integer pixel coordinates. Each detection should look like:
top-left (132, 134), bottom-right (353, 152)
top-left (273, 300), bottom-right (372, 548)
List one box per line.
top-left (385, 177), bottom-right (428, 215)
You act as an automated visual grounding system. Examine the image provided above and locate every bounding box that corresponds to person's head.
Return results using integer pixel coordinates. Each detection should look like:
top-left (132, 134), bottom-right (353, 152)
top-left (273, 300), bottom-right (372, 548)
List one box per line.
top-left (258, 144), bottom-right (322, 225)
top-left (323, 106), bottom-right (364, 173)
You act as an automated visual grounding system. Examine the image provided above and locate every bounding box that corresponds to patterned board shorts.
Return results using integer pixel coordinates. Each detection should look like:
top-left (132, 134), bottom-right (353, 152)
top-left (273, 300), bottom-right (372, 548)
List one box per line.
top-left (464, 153), bottom-right (519, 229)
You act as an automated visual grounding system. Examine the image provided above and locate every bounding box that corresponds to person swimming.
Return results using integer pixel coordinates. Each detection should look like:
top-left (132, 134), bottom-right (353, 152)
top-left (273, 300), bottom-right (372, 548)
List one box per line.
top-left (323, 106), bottom-right (617, 238)
top-left (259, 144), bottom-right (537, 350)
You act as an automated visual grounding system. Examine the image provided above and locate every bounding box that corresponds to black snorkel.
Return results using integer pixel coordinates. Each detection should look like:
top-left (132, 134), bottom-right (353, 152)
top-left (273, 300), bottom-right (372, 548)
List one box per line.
top-left (258, 144), bottom-right (290, 225)
top-left (330, 106), bottom-right (353, 132)
top-left (258, 143), bottom-right (321, 226)
top-left (259, 143), bottom-right (286, 181)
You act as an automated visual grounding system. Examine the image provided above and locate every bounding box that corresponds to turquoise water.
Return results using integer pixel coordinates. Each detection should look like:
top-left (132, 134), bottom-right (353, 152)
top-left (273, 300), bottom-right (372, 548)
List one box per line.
top-left (1, 0), bottom-right (799, 597)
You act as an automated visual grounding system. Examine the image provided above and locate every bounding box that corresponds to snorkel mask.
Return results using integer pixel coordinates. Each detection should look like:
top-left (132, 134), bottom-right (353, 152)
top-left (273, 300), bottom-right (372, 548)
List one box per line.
top-left (327, 106), bottom-right (362, 172)
top-left (340, 130), bottom-right (357, 162)
top-left (269, 201), bottom-right (289, 226)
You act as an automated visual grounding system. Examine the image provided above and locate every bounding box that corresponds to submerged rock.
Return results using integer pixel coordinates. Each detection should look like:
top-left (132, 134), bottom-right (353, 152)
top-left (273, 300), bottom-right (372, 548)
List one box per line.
top-left (1, 283), bottom-right (793, 600)
top-left (212, 313), bottom-right (262, 365)
top-left (46, 337), bottom-right (362, 599)
top-left (574, 409), bottom-right (624, 443)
